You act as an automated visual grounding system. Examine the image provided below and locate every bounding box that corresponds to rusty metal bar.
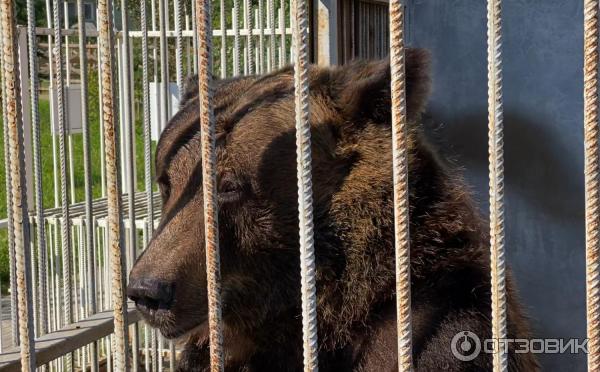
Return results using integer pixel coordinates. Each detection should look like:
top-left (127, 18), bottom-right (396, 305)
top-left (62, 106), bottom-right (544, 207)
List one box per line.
top-left (220, 0), bottom-right (227, 77)
top-left (26, 0), bottom-right (49, 341)
top-left (175, 0), bottom-right (184, 96)
top-left (258, 0), bottom-right (265, 73)
top-left (269, 0), bottom-right (276, 69)
top-left (389, 1), bottom-right (412, 371)
top-left (291, 0), bottom-right (318, 368)
top-left (584, 0), bottom-right (600, 371)
top-left (234, 0), bottom-right (241, 75)
top-left (195, 0), bottom-right (225, 370)
top-left (97, 0), bottom-right (130, 369)
top-left (0, 0), bottom-right (36, 368)
top-left (0, 1), bottom-right (18, 349)
top-left (487, 0), bottom-right (508, 371)
top-left (159, 0), bottom-right (170, 130)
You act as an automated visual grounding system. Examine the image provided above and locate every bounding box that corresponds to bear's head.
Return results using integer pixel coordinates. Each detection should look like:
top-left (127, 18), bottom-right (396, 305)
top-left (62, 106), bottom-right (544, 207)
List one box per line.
top-left (128, 50), bottom-right (433, 353)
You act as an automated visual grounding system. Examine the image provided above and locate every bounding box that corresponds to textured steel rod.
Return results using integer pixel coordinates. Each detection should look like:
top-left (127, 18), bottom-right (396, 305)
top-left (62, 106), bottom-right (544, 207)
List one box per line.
top-left (279, 7), bottom-right (285, 67)
top-left (0, 0), bottom-right (36, 367)
top-left (245, 0), bottom-right (254, 74)
top-left (195, 0), bottom-right (225, 369)
top-left (191, 0), bottom-right (198, 74)
top-left (258, 1), bottom-right (265, 73)
top-left (120, 8), bottom-right (138, 370)
top-left (119, 0), bottom-right (137, 303)
top-left (52, 6), bottom-right (74, 368)
top-left (158, 0), bottom-right (169, 129)
top-left (291, 0), bottom-right (318, 367)
top-left (0, 10), bottom-right (19, 347)
top-left (234, 0), bottom-right (241, 75)
top-left (389, 1), bottom-right (412, 370)
top-left (144, 324), bottom-right (150, 372)
top-left (158, 334), bottom-right (164, 371)
top-left (175, 0), bottom-right (184, 97)
top-left (487, 0), bottom-right (508, 371)
top-left (288, 3), bottom-right (293, 62)
top-left (97, 0), bottom-right (129, 369)
top-left (220, 0), bottom-right (226, 77)
top-left (186, 10), bottom-right (192, 75)
top-left (269, 0), bottom-right (276, 69)
top-left (27, 0), bottom-right (49, 339)
top-left (77, 0), bottom-right (99, 369)
top-left (170, 342), bottom-right (176, 370)
top-left (46, 0), bottom-right (60, 209)
top-left (49, 224), bottom-right (57, 333)
top-left (151, 328), bottom-right (158, 372)
top-left (140, 25), bottom-right (156, 371)
top-left (141, 0), bottom-right (154, 238)
top-left (97, 34), bottom-right (107, 199)
top-left (585, 0), bottom-right (600, 371)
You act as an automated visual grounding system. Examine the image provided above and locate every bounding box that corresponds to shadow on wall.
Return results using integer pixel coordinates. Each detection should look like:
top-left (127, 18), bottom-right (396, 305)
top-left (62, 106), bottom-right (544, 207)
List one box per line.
top-left (423, 109), bottom-right (587, 370)
top-left (424, 110), bottom-right (583, 216)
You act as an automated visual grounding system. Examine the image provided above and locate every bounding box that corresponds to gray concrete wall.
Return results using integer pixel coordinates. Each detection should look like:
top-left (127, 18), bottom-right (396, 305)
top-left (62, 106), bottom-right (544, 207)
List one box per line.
top-left (405, 1), bottom-right (586, 370)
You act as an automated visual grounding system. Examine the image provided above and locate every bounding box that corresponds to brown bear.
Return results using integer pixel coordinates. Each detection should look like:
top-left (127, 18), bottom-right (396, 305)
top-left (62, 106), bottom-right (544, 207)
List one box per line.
top-left (127, 49), bottom-right (539, 371)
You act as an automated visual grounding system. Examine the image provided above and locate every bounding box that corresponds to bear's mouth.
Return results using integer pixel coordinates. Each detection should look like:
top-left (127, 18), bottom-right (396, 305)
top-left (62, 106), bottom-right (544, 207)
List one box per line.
top-left (158, 316), bottom-right (208, 341)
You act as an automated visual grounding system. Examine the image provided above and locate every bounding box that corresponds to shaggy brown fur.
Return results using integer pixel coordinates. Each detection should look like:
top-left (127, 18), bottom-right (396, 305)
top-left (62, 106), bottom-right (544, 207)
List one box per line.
top-left (127, 49), bottom-right (539, 371)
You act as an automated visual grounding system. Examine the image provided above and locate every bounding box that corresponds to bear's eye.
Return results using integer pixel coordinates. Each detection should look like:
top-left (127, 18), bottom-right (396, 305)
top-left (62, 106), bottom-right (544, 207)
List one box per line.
top-left (157, 175), bottom-right (171, 201)
top-left (218, 172), bottom-right (245, 204)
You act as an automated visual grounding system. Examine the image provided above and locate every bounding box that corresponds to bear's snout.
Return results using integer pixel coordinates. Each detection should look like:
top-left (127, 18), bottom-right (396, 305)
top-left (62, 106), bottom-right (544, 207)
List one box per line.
top-left (127, 277), bottom-right (175, 317)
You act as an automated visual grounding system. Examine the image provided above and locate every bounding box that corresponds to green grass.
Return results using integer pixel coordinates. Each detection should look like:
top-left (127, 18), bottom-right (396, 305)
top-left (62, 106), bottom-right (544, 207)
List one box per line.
top-left (0, 71), bottom-right (156, 293)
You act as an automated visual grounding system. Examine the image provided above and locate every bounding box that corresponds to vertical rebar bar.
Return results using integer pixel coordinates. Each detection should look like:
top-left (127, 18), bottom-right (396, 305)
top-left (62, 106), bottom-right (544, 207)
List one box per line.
top-left (234, 0), bottom-right (241, 76)
top-left (51, 4), bottom-right (74, 370)
top-left (279, 7), bottom-right (285, 67)
top-left (26, 0), bottom-right (49, 342)
top-left (120, 0), bottom-right (137, 288)
top-left (191, 0), bottom-right (198, 74)
top-left (389, 1), bottom-right (412, 370)
top-left (258, 1), bottom-right (265, 73)
top-left (0, 0), bottom-right (36, 368)
top-left (245, 0), bottom-right (254, 74)
top-left (0, 5), bottom-right (19, 347)
top-left (159, 0), bottom-right (169, 129)
top-left (195, 0), bottom-right (224, 369)
top-left (98, 0), bottom-right (129, 368)
top-left (175, 0), bottom-right (184, 97)
top-left (77, 0), bottom-right (99, 370)
top-left (220, 0), bottom-right (226, 77)
top-left (269, 0), bottom-right (276, 69)
top-left (291, 0), bottom-right (318, 367)
top-left (141, 0), bottom-right (154, 238)
top-left (487, 0), bottom-right (508, 371)
top-left (584, 0), bottom-right (600, 371)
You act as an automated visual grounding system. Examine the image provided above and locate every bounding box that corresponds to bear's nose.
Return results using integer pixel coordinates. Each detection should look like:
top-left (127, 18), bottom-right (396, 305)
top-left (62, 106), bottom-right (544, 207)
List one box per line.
top-left (127, 278), bottom-right (175, 313)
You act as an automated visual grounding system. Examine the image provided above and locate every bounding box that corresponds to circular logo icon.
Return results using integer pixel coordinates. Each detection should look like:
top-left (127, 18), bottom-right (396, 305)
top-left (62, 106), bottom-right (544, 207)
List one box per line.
top-left (451, 331), bottom-right (481, 361)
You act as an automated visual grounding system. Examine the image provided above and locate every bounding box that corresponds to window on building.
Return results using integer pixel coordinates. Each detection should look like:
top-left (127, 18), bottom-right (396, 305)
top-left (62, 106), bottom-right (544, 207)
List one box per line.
top-left (84, 3), bottom-right (94, 22)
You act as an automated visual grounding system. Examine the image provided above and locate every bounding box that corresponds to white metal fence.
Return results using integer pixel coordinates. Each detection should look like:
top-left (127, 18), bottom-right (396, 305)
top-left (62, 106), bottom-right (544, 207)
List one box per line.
top-left (0, 0), bottom-right (294, 370)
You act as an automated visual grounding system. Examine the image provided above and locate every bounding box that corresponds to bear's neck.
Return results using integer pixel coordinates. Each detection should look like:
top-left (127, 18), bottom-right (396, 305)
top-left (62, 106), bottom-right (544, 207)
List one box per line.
top-left (314, 131), bottom-right (487, 352)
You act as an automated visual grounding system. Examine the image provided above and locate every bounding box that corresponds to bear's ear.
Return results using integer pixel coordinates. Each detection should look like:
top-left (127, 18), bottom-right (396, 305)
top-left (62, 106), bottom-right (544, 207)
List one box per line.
top-left (180, 75), bottom-right (199, 106)
top-left (335, 48), bottom-right (431, 124)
